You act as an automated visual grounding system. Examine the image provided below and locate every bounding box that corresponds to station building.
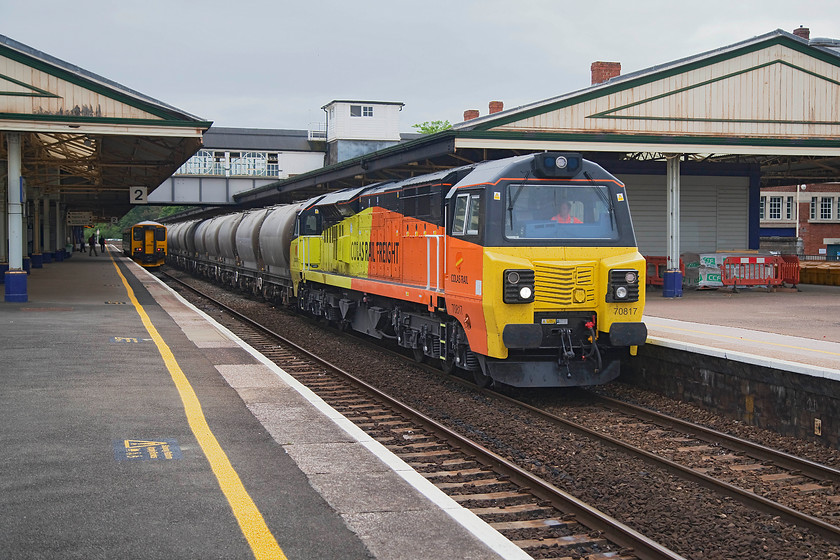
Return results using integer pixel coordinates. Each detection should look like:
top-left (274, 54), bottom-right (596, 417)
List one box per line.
top-left (225, 26), bottom-right (840, 296)
top-left (5, 27), bottom-right (840, 301)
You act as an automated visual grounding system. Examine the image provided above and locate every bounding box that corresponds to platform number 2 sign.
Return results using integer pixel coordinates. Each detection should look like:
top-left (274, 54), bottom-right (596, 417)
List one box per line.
top-left (131, 186), bottom-right (148, 205)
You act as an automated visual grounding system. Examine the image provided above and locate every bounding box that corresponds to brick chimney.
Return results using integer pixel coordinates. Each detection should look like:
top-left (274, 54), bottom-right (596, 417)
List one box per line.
top-left (464, 109), bottom-right (479, 121)
top-left (591, 61), bottom-right (621, 85)
top-left (793, 26), bottom-right (810, 40)
top-left (489, 101), bottom-right (504, 114)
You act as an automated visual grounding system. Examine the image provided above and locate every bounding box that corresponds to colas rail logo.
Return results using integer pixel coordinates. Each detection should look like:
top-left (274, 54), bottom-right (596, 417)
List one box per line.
top-left (450, 252), bottom-right (468, 284)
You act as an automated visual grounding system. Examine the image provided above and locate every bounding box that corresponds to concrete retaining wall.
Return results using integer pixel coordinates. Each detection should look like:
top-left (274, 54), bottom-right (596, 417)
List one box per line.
top-left (621, 345), bottom-right (840, 449)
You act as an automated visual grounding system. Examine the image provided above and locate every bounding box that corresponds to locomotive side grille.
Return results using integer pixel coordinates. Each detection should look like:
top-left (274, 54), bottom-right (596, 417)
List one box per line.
top-left (534, 262), bottom-right (596, 306)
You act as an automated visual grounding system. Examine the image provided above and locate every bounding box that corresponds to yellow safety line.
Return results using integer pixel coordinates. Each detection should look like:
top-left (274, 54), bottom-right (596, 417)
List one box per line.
top-left (649, 322), bottom-right (840, 358)
top-left (110, 258), bottom-right (287, 560)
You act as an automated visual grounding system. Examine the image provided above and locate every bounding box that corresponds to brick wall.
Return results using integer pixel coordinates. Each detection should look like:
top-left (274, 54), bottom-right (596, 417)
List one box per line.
top-left (760, 183), bottom-right (840, 255)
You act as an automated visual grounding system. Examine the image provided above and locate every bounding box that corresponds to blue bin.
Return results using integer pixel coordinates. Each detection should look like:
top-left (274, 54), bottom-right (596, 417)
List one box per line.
top-left (663, 270), bottom-right (683, 298)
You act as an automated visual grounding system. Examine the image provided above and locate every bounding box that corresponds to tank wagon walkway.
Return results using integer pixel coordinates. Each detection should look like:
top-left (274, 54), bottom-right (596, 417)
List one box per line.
top-left (0, 250), bottom-right (519, 560)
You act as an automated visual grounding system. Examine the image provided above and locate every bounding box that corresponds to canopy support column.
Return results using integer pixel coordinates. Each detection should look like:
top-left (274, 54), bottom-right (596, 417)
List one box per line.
top-left (6, 132), bottom-right (27, 302)
top-left (664, 154), bottom-right (682, 298)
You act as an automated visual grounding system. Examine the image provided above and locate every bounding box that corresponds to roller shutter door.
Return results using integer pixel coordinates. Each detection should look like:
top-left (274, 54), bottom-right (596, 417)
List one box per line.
top-left (620, 174), bottom-right (749, 256)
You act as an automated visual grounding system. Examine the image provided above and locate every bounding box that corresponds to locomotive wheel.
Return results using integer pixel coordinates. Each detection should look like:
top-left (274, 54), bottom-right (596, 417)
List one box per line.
top-left (472, 365), bottom-right (492, 388)
top-left (412, 346), bottom-right (425, 364)
top-left (440, 354), bottom-right (456, 374)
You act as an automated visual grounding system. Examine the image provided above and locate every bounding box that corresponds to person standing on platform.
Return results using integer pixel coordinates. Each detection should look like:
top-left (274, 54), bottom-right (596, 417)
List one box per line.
top-left (99, 235), bottom-right (106, 254)
top-left (88, 234), bottom-right (98, 256)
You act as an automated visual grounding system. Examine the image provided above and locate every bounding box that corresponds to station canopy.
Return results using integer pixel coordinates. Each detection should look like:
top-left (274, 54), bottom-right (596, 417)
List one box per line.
top-left (0, 34), bottom-right (211, 219)
top-left (233, 29), bottom-right (840, 210)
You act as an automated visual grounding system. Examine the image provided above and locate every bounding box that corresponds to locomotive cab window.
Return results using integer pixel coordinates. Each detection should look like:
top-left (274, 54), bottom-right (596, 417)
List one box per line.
top-left (504, 184), bottom-right (619, 241)
top-left (298, 211), bottom-right (322, 235)
top-left (452, 193), bottom-right (481, 236)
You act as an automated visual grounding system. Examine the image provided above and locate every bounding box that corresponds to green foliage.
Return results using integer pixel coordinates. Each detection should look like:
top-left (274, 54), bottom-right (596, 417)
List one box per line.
top-left (91, 205), bottom-right (193, 239)
top-left (411, 120), bottom-right (452, 134)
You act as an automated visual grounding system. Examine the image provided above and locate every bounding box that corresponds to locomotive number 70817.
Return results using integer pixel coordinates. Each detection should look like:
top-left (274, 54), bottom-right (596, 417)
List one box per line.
top-left (613, 307), bottom-right (638, 316)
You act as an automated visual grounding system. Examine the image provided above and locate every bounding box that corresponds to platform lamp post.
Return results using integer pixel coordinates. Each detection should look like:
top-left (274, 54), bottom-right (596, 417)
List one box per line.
top-left (5, 132), bottom-right (27, 302)
top-left (663, 153), bottom-right (683, 298)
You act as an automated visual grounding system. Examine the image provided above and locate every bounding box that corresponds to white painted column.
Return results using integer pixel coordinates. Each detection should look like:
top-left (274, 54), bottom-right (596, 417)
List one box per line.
top-left (43, 198), bottom-right (52, 254)
top-left (665, 154), bottom-right (682, 297)
top-left (32, 192), bottom-right (40, 253)
top-left (0, 177), bottom-right (6, 263)
top-left (56, 201), bottom-right (64, 255)
top-left (7, 133), bottom-right (22, 270)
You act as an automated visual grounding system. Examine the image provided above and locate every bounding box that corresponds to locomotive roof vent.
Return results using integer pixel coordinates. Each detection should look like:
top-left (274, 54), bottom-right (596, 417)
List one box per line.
top-left (531, 152), bottom-right (583, 178)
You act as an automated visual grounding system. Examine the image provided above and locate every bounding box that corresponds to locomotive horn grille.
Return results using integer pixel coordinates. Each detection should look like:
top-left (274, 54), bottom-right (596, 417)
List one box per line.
top-left (534, 262), bottom-right (596, 306)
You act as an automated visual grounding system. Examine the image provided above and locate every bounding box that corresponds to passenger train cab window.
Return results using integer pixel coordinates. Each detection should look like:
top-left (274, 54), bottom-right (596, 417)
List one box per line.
top-left (133, 228), bottom-right (143, 241)
top-left (155, 228), bottom-right (166, 241)
top-left (452, 193), bottom-right (481, 236)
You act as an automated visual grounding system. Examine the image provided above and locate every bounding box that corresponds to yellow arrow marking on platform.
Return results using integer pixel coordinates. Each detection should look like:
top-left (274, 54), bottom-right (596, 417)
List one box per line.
top-left (111, 259), bottom-right (287, 560)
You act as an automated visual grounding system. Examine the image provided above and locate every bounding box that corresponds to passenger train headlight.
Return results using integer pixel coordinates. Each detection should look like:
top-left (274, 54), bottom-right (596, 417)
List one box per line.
top-left (503, 269), bottom-right (535, 304)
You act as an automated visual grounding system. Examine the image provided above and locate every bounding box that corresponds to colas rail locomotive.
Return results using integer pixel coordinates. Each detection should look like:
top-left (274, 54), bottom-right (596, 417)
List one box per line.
top-left (167, 152), bottom-right (647, 388)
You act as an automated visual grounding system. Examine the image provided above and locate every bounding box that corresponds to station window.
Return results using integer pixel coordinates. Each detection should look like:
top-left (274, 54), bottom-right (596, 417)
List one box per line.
top-left (350, 105), bottom-right (374, 117)
top-left (786, 196), bottom-right (793, 220)
top-left (768, 196), bottom-right (782, 220)
top-left (821, 197), bottom-right (833, 220)
top-left (811, 197), bottom-right (817, 220)
top-left (759, 196), bottom-right (765, 219)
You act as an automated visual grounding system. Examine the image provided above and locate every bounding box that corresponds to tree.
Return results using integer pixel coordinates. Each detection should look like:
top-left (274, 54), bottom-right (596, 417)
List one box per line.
top-left (412, 120), bottom-right (452, 134)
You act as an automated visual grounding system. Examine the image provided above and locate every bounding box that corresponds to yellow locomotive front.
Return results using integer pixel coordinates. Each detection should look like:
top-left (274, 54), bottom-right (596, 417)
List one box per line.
top-left (444, 153), bottom-right (647, 387)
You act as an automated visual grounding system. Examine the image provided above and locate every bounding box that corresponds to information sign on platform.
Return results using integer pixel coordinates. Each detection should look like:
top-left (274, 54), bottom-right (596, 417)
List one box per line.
top-left (66, 211), bottom-right (92, 226)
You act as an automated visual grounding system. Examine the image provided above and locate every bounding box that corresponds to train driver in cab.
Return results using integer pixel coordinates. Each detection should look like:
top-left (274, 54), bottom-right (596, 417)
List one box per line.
top-left (551, 201), bottom-right (582, 224)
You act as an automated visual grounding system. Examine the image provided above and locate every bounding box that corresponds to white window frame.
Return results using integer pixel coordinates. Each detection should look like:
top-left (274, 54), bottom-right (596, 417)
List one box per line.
top-left (821, 197), bottom-right (833, 220)
top-left (768, 196), bottom-right (782, 220)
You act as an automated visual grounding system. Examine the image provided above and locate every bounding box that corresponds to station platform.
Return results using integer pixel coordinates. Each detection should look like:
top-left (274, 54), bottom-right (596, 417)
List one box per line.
top-left (643, 284), bottom-right (840, 380)
top-left (0, 249), bottom-right (524, 560)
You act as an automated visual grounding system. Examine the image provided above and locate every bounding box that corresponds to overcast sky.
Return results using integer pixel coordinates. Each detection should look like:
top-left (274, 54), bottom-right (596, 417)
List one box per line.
top-left (4, 1), bottom-right (840, 133)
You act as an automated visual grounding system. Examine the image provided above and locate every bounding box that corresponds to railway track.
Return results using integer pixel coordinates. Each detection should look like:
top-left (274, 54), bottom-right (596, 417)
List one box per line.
top-left (159, 270), bottom-right (684, 560)
top-left (501, 390), bottom-right (840, 544)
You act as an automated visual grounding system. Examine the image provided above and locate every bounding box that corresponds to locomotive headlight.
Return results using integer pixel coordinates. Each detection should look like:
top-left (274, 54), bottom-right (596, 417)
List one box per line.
top-left (503, 269), bottom-right (535, 303)
top-left (555, 155), bottom-right (568, 169)
top-left (606, 269), bottom-right (640, 303)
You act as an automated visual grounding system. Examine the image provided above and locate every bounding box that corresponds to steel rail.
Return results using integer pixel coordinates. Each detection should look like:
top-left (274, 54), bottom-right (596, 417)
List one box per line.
top-left (159, 270), bottom-right (686, 560)
top-left (486, 388), bottom-right (840, 544)
top-left (591, 393), bottom-right (840, 484)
